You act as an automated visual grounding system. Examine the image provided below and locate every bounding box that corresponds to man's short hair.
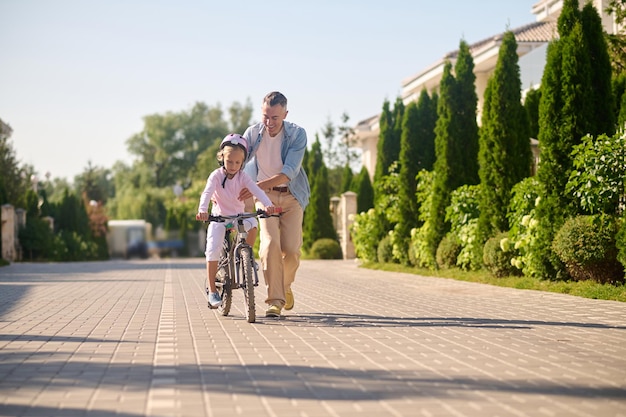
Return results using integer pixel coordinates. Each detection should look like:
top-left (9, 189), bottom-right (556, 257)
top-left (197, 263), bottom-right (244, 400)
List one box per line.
top-left (264, 91), bottom-right (287, 108)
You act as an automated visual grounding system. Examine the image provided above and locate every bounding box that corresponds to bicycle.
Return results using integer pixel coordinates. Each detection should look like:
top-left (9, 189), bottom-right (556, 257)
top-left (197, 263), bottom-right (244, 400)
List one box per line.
top-left (203, 209), bottom-right (279, 323)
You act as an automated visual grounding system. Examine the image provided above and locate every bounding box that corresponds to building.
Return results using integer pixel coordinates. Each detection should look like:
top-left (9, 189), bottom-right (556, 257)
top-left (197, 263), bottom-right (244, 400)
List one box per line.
top-left (355, 0), bottom-right (618, 179)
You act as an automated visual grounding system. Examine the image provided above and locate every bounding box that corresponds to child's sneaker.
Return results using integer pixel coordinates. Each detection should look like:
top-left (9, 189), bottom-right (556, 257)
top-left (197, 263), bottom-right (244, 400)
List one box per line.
top-left (208, 292), bottom-right (222, 308)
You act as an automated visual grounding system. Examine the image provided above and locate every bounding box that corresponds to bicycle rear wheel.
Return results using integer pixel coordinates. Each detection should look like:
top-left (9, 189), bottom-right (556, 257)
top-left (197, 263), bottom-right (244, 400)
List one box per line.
top-left (239, 247), bottom-right (256, 323)
top-left (216, 249), bottom-right (232, 316)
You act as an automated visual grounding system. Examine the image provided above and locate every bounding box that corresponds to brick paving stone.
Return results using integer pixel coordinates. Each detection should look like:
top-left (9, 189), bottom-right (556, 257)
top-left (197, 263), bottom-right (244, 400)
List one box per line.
top-left (0, 259), bottom-right (625, 417)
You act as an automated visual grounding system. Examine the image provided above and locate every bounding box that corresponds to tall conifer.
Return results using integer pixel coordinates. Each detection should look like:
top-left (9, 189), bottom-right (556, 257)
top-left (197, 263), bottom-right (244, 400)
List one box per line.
top-left (533, 0), bottom-right (607, 279)
top-left (477, 31), bottom-right (531, 240)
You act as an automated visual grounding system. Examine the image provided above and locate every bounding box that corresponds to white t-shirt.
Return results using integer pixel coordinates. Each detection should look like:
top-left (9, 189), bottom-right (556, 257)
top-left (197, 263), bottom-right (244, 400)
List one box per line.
top-left (257, 129), bottom-right (286, 186)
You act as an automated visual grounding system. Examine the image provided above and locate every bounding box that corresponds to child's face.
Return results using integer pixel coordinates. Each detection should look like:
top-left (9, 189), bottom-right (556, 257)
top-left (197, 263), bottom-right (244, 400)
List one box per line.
top-left (223, 146), bottom-right (245, 175)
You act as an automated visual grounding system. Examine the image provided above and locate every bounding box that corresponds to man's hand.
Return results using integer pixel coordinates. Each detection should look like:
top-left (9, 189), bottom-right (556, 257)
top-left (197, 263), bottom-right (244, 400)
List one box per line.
top-left (238, 187), bottom-right (253, 201)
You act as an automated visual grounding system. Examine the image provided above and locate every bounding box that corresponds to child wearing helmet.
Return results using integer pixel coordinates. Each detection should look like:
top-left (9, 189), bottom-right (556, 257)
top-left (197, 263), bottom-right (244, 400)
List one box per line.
top-left (196, 133), bottom-right (277, 308)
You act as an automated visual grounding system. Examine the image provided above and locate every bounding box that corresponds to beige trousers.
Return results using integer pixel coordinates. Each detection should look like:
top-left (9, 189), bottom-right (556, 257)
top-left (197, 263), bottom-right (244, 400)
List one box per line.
top-left (254, 189), bottom-right (303, 307)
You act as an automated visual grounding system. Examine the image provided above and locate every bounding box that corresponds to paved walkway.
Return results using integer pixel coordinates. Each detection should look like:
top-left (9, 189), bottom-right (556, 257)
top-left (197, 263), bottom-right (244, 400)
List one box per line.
top-left (0, 259), bottom-right (625, 417)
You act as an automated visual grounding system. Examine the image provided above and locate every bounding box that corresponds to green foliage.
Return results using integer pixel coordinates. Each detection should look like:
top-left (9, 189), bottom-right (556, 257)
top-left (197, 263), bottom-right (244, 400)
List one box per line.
top-left (395, 102), bottom-right (422, 265)
top-left (524, 87), bottom-right (541, 139)
top-left (351, 208), bottom-right (379, 262)
top-left (507, 178), bottom-right (542, 277)
top-left (340, 164), bottom-right (353, 193)
top-left (374, 99), bottom-right (394, 185)
top-left (567, 132), bottom-right (626, 216)
top-left (414, 89), bottom-right (438, 171)
top-left (606, 0), bottom-right (626, 74)
top-left (427, 62), bottom-right (456, 263)
top-left (552, 215), bottom-right (624, 284)
top-left (377, 234), bottom-right (394, 264)
top-left (353, 166), bottom-right (374, 213)
top-left (617, 215), bottom-right (626, 271)
top-left (436, 234), bottom-right (461, 269)
top-left (478, 31), bottom-right (531, 243)
top-left (309, 238), bottom-right (342, 260)
top-left (483, 232), bottom-right (519, 278)
top-left (54, 230), bottom-right (100, 262)
top-left (18, 190), bottom-right (56, 261)
top-left (453, 40), bottom-right (480, 186)
top-left (0, 119), bottom-right (28, 206)
top-left (445, 184), bottom-right (482, 270)
top-left (374, 99), bottom-right (403, 198)
top-left (303, 166), bottom-right (337, 251)
top-left (533, 0), bottom-right (609, 280)
top-left (582, 3), bottom-right (616, 135)
top-left (410, 170), bottom-right (437, 268)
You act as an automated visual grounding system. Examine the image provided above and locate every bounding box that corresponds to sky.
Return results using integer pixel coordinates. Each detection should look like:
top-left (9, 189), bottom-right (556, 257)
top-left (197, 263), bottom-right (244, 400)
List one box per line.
top-left (1, 0), bottom-right (537, 182)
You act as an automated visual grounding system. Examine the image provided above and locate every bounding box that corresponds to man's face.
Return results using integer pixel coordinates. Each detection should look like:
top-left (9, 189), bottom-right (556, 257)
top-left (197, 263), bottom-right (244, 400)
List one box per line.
top-left (261, 103), bottom-right (288, 137)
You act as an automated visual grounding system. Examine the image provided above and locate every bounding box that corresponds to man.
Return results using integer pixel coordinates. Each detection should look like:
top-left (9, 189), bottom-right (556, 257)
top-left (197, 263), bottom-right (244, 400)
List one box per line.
top-left (240, 91), bottom-right (310, 317)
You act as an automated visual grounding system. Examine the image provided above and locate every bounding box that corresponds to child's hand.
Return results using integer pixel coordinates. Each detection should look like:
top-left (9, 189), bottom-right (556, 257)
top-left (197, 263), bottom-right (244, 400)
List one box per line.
top-left (264, 206), bottom-right (281, 215)
top-left (196, 212), bottom-right (209, 221)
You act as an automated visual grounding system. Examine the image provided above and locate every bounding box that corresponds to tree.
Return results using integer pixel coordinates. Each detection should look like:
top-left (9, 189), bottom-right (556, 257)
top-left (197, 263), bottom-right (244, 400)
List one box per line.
top-left (533, 0), bottom-right (608, 279)
top-left (524, 87), bottom-right (541, 139)
top-left (340, 163), bottom-right (353, 193)
top-left (605, 0), bottom-right (626, 74)
top-left (303, 137), bottom-right (337, 251)
top-left (303, 167), bottom-right (337, 251)
top-left (353, 167), bottom-right (374, 214)
top-left (453, 40), bottom-right (480, 186)
top-left (582, 2), bottom-right (615, 136)
top-left (426, 61), bottom-right (457, 263)
top-left (394, 101), bottom-right (421, 265)
top-left (0, 119), bottom-right (27, 206)
top-left (477, 31), bottom-right (531, 241)
top-left (374, 99), bottom-right (394, 187)
top-left (414, 89), bottom-right (438, 172)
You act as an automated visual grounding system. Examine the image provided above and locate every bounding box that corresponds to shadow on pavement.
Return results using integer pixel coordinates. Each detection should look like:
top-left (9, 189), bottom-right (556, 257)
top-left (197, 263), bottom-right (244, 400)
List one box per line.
top-left (1, 360), bottom-right (625, 404)
top-left (284, 312), bottom-right (626, 330)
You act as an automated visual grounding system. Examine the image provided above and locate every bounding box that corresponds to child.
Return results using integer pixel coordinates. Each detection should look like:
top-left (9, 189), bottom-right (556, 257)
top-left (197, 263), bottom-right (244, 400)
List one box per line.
top-left (196, 133), bottom-right (276, 308)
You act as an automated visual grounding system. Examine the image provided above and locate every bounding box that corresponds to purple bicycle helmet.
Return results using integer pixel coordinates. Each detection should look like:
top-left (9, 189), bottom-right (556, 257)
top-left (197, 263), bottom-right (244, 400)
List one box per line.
top-left (220, 133), bottom-right (248, 160)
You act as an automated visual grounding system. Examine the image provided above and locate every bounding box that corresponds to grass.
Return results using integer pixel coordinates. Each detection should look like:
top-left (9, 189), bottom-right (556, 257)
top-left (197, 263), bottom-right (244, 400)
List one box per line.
top-left (360, 261), bottom-right (626, 302)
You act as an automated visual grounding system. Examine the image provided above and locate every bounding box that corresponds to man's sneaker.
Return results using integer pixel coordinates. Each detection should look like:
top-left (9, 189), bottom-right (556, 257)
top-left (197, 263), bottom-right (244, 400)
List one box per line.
top-left (265, 304), bottom-right (281, 317)
top-left (284, 288), bottom-right (294, 311)
top-left (208, 292), bottom-right (222, 308)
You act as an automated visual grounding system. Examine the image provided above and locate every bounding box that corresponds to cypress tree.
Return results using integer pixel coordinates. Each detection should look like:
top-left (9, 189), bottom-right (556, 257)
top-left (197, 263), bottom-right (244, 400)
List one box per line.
top-left (454, 40), bottom-right (480, 186)
top-left (524, 87), bottom-right (541, 139)
top-left (395, 101), bottom-right (421, 264)
top-left (533, 0), bottom-right (600, 279)
top-left (426, 61), bottom-right (456, 262)
top-left (302, 166), bottom-right (337, 251)
top-left (425, 40), bottom-right (479, 263)
top-left (415, 89), bottom-right (438, 172)
top-left (353, 167), bottom-right (374, 213)
top-left (374, 99), bottom-right (394, 187)
top-left (306, 135), bottom-right (324, 192)
top-left (477, 31), bottom-right (531, 241)
top-left (340, 163), bottom-right (353, 193)
top-left (582, 2), bottom-right (615, 135)
top-left (391, 97), bottom-right (405, 165)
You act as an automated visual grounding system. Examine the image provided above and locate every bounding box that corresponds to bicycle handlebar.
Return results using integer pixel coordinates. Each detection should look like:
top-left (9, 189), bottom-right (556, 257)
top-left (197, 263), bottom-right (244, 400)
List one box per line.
top-left (199, 208), bottom-right (282, 223)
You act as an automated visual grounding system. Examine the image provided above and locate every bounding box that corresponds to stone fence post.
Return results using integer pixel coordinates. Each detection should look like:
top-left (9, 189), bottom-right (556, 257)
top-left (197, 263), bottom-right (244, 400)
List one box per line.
top-left (331, 191), bottom-right (356, 259)
top-left (1, 204), bottom-right (23, 262)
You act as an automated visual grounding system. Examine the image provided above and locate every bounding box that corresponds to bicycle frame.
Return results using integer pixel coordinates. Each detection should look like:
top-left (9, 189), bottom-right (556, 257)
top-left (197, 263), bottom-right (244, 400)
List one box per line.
top-left (206, 209), bottom-right (279, 323)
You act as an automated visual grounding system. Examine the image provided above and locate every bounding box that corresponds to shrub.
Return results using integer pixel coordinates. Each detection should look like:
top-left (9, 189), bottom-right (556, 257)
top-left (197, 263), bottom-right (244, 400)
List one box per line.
top-left (377, 234), bottom-right (394, 263)
top-left (483, 232), bottom-right (519, 278)
top-left (552, 215), bottom-right (624, 284)
top-left (351, 209), bottom-right (379, 262)
top-left (617, 216), bottom-right (626, 273)
top-left (436, 234), bottom-right (461, 269)
top-left (309, 238), bottom-right (343, 260)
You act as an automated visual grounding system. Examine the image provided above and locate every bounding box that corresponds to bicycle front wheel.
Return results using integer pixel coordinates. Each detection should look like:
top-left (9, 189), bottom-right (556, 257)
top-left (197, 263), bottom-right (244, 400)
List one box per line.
top-left (216, 249), bottom-right (232, 316)
top-left (239, 247), bottom-right (256, 323)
